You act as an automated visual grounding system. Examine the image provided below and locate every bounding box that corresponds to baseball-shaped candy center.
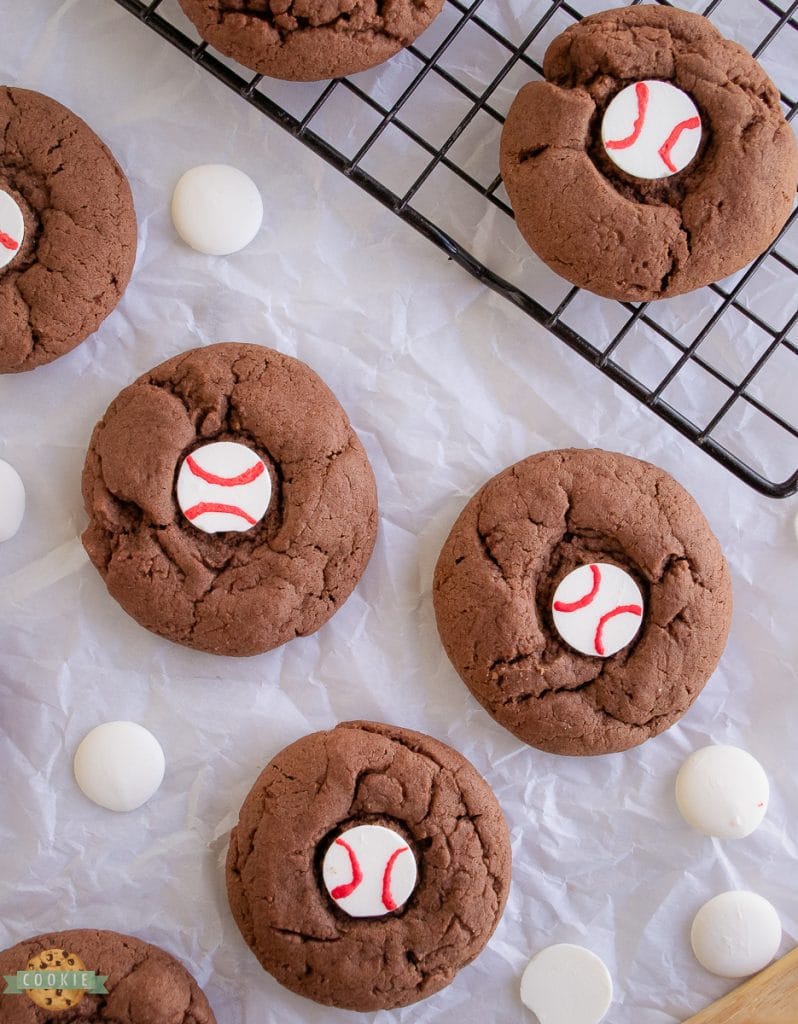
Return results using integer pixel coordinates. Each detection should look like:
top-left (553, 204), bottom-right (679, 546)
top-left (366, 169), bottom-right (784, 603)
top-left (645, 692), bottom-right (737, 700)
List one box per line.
top-left (322, 824), bottom-right (417, 918)
top-left (176, 441), bottom-right (271, 534)
top-left (0, 189), bottom-right (25, 271)
top-left (601, 80), bottom-right (702, 180)
top-left (552, 563), bottom-right (643, 657)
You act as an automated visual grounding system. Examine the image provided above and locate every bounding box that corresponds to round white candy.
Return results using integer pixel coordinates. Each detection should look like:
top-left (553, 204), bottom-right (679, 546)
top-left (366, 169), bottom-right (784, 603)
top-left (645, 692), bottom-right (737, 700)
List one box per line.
top-left (676, 745), bottom-right (769, 839)
top-left (171, 164), bottom-right (263, 256)
top-left (552, 563), bottom-right (643, 657)
top-left (0, 459), bottom-right (25, 542)
top-left (0, 189), bottom-right (24, 270)
top-left (602, 80), bottom-right (702, 180)
top-left (520, 944), bottom-right (613, 1024)
top-left (176, 441), bottom-right (271, 534)
top-left (322, 824), bottom-right (417, 918)
top-left (73, 721), bottom-right (165, 813)
top-left (691, 891), bottom-right (781, 978)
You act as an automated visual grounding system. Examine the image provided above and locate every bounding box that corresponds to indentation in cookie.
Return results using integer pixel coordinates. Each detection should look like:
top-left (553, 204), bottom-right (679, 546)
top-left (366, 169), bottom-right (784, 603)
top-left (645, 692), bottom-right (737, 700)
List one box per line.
top-left (0, 180), bottom-right (41, 275)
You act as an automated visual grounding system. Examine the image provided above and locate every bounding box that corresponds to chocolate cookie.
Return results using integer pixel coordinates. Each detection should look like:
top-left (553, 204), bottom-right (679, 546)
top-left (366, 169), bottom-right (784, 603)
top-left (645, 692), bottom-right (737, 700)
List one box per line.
top-left (0, 928), bottom-right (215, 1022)
top-left (226, 720), bottom-right (511, 1010)
top-left (433, 449), bottom-right (732, 756)
top-left (500, 6), bottom-right (798, 302)
top-left (177, 0), bottom-right (444, 81)
top-left (81, 343), bottom-right (378, 656)
top-left (0, 87), bottom-right (137, 373)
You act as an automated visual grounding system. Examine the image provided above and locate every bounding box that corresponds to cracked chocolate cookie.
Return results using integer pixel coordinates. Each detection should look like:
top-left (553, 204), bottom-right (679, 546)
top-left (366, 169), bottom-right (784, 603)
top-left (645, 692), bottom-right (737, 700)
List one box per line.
top-left (81, 343), bottom-right (378, 656)
top-left (226, 720), bottom-right (511, 1010)
top-left (500, 6), bottom-right (798, 301)
top-left (0, 87), bottom-right (137, 373)
top-left (0, 928), bottom-right (215, 1022)
top-left (433, 449), bottom-right (732, 756)
top-left (177, 0), bottom-right (444, 81)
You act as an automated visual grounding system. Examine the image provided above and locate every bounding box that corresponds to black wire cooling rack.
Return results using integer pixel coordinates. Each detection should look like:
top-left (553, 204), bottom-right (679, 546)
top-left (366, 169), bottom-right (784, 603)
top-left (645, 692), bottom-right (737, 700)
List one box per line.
top-left (113, 0), bottom-right (798, 497)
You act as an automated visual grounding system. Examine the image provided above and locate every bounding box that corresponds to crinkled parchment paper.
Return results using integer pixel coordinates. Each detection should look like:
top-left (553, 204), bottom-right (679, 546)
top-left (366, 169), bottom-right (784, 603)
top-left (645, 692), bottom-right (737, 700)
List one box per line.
top-left (1, 2), bottom-right (797, 1022)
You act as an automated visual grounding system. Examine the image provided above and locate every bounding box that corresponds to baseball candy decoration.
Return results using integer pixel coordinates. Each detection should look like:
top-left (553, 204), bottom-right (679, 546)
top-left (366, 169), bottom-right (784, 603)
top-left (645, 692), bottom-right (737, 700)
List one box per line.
top-left (552, 563), bottom-right (643, 657)
top-left (0, 190), bottom-right (24, 270)
top-left (602, 80), bottom-right (702, 180)
top-left (322, 824), bottom-right (417, 918)
top-left (176, 441), bottom-right (271, 534)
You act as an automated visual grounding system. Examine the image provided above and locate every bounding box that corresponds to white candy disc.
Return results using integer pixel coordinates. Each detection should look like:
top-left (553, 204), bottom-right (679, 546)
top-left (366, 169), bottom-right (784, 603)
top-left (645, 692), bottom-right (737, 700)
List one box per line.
top-left (520, 944), bottom-right (613, 1024)
top-left (176, 441), bottom-right (271, 534)
top-left (0, 458), bottom-right (25, 541)
top-left (322, 824), bottom-right (417, 918)
top-left (73, 721), bottom-right (165, 813)
top-left (0, 190), bottom-right (24, 270)
top-left (552, 563), bottom-right (643, 657)
top-left (691, 891), bottom-right (781, 978)
top-left (602, 80), bottom-right (702, 180)
top-left (676, 745), bottom-right (769, 839)
top-left (171, 164), bottom-right (263, 256)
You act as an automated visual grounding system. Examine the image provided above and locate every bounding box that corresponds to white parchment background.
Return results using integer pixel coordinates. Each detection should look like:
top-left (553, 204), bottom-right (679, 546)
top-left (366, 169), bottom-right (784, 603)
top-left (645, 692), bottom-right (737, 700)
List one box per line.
top-left (1, 2), bottom-right (797, 1022)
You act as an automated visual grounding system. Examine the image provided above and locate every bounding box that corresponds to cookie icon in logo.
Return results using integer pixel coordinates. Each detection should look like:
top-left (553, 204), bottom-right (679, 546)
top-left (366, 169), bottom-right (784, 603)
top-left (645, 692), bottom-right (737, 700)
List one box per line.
top-left (24, 948), bottom-right (87, 1011)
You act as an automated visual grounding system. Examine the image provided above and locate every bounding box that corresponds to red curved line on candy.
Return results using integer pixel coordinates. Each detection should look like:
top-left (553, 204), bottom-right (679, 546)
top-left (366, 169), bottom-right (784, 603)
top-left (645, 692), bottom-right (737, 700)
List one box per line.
top-left (331, 837), bottom-right (363, 900)
top-left (186, 453), bottom-right (264, 487)
top-left (184, 502), bottom-right (257, 525)
top-left (0, 231), bottom-right (19, 251)
top-left (605, 82), bottom-right (649, 150)
top-left (594, 604), bottom-right (643, 656)
top-left (554, 564), bottom-right (601, 613)
top-left (658, 116), bottom-right (701, 172)
top-left (381, 847), bottom-right (408, 911)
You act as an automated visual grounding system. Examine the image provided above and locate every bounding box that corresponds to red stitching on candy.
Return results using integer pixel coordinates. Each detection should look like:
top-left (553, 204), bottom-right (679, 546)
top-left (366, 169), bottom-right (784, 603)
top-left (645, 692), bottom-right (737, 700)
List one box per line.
top-left (605, 82), bottom-right (649, 150)
top-left (0, 231), bottom-right (19, 251)
top-left (183, 502), bottom-right (256, 525)
top-left (554, 564), bottom-right (601, 612)
top-left (331, 837), bottom-right (363, 900)
top-left (594, 604), bottom-right (643, 655)
top-left (186, 453), bottom-right (264, 487)
top-left (658, 116), bottom-right (701, 172)
top-left (381, 847), bottom-right (408, 911)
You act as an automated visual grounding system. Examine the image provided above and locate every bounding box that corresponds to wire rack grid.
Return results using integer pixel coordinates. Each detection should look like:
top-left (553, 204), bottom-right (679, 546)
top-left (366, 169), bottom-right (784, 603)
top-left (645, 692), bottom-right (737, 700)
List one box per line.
top-left (113, 0), bottom-right (798, 497)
